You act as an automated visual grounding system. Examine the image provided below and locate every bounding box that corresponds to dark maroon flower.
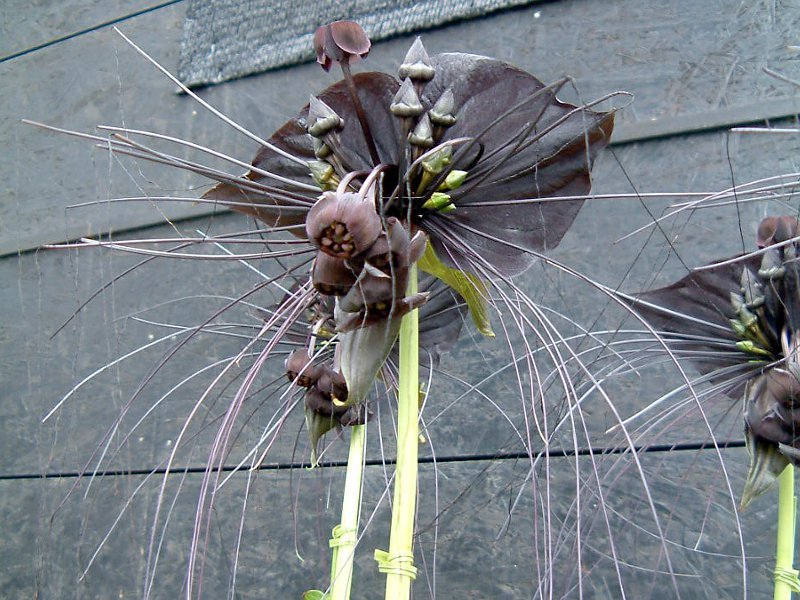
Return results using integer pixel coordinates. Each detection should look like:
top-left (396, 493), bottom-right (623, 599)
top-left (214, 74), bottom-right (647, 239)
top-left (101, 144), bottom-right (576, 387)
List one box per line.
top-left (306, 191), bottom-right (383, 258)
top-left (192, 26), bottom-right (618, 440)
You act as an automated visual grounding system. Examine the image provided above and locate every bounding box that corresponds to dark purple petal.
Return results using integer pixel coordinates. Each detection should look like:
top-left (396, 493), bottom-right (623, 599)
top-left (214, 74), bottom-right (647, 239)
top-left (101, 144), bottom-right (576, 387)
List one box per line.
top-left (329, 21), bottom-right (371, 60)
top-left (757, 215), bottom-right (799, 247)
top-left (313, 21), bottom-right (370, 71)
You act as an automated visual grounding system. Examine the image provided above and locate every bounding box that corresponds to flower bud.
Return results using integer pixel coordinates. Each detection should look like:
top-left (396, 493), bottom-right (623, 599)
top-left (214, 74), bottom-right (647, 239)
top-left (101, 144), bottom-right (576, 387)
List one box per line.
top-left (304, 386), bottom-right (337, 417)
top-left (308, 160), bottom-right (338, 190)
top-left (408, 114), bottom-right (434, 148)
top-left (390, 78), bottom-right (424, 118)
top-left (312, 252), bottom-right (357, 296)
top-left (307, 95), bottom-right (343, 138)
top-left (429, 88), bottom-right (457, 127)
top-left (285, 349), bottom-right (319, 387)
top-left (421, 145), bottom-right (452, 174)
top-left (313, 137), bottom-right (333, 159)
top-left (339, 270), bottom-right (399, 316)
top-left (316, 365), bottom-right (349, 405)
top-left (362, 218), bottom-right (410, 274)
top-left (398, 37), bottom-right (435, 82)
top-left (313, 20), bottom-right (371, 72)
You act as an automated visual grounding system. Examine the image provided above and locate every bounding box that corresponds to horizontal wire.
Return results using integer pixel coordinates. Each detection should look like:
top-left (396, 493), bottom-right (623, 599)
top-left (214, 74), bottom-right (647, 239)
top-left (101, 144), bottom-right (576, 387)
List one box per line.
top-left (0, 439), bottom-right (746, 482)
top-left (0, 1), bottom-right (184, 64)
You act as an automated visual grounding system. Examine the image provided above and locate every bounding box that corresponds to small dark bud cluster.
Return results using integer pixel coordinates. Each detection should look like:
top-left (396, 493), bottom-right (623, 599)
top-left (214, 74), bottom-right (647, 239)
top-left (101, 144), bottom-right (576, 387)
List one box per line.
top-left (305, 185), bottom-right (429, 332)
top-left (285, 349), bottom-right (362, 429)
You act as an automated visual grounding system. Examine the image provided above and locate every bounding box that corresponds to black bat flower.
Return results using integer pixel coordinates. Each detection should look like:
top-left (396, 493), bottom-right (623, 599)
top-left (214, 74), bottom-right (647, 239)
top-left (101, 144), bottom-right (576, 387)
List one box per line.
top-left (625, 216), bottom-right (800, 507)
top-left (36, 23), bottom-right (621, 596)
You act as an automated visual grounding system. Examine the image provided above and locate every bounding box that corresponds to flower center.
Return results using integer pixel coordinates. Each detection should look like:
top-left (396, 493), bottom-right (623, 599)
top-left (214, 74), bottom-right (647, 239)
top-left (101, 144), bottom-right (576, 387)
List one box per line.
top-left (320, 221), bottom-right (355, 256)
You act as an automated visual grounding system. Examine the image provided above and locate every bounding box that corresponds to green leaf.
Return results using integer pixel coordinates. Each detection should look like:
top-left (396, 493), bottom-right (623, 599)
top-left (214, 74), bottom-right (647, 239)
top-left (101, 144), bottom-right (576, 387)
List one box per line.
top-left (418, 242), bottom-right (494, 337)
top-left (303, 590), bottom-right (326, 600)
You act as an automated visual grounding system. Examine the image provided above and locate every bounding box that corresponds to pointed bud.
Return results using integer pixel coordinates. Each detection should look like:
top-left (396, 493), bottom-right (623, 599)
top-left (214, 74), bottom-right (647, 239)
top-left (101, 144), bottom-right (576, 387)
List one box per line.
top-left (307, 96), bottom-right (343, 138)
top-left (285, 350), bottom-right (320, 387)
top-left (444, 169), bottom-right (467, 190)
top-left (398, 37), bottom-right (435, 82)
top-left (422, 192), bottom-right (455, 213)
top-left (408, 114), bottom-right (434, 148)
top-left (312, 252), bottom-right (357, 296)
top-left (313, 137), bottom-right (333, 159)
top-left (758, 248), bottom-right (786, 280)
top-left (429, 88), bottom-right (457, 127)
top-left (740, 268), bottom-right (765, 309)
top-left (390, 78), bottom-right (424, 118)
top-left (308, 160), bottom-right (338, 190)
top-left (306, 192), bottom-right (382, 259)
top-left (420, 145), bottom-right (452, 176)
top-left (408, 230), bottom-right (428, 263)
top-left (313, 20), bottom-right (371, 72)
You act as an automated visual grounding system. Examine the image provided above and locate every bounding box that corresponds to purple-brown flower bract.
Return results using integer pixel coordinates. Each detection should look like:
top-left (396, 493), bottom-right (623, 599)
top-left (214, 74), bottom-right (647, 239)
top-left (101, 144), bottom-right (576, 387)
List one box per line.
top-left (204, 49), bottom-right (616, 278)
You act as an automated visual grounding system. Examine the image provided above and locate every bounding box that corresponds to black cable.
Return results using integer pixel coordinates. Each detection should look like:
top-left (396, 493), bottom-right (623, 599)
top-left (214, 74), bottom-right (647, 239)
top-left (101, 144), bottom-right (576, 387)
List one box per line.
top-left (0, 439), bottom-right (746, 481)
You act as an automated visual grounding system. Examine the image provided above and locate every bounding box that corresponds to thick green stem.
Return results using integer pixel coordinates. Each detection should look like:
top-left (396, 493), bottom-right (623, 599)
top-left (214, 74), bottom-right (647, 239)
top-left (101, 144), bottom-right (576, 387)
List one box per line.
top-left (774, 464), bottom-right (800, 600)
top-left (329, 423), bottom-right (366, 600)
top-left (378, 265), bottom-right (419, 599)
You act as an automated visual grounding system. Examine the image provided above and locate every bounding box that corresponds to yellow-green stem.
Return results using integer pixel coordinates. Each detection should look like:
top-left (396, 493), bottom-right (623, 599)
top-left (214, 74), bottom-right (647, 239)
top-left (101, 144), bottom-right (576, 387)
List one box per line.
top-left (774, 464), bottom-right (799, 600)
top-left (329, 423), bottom-right (366, 600)
top-left (380, 265), bottom-right (419, 599)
